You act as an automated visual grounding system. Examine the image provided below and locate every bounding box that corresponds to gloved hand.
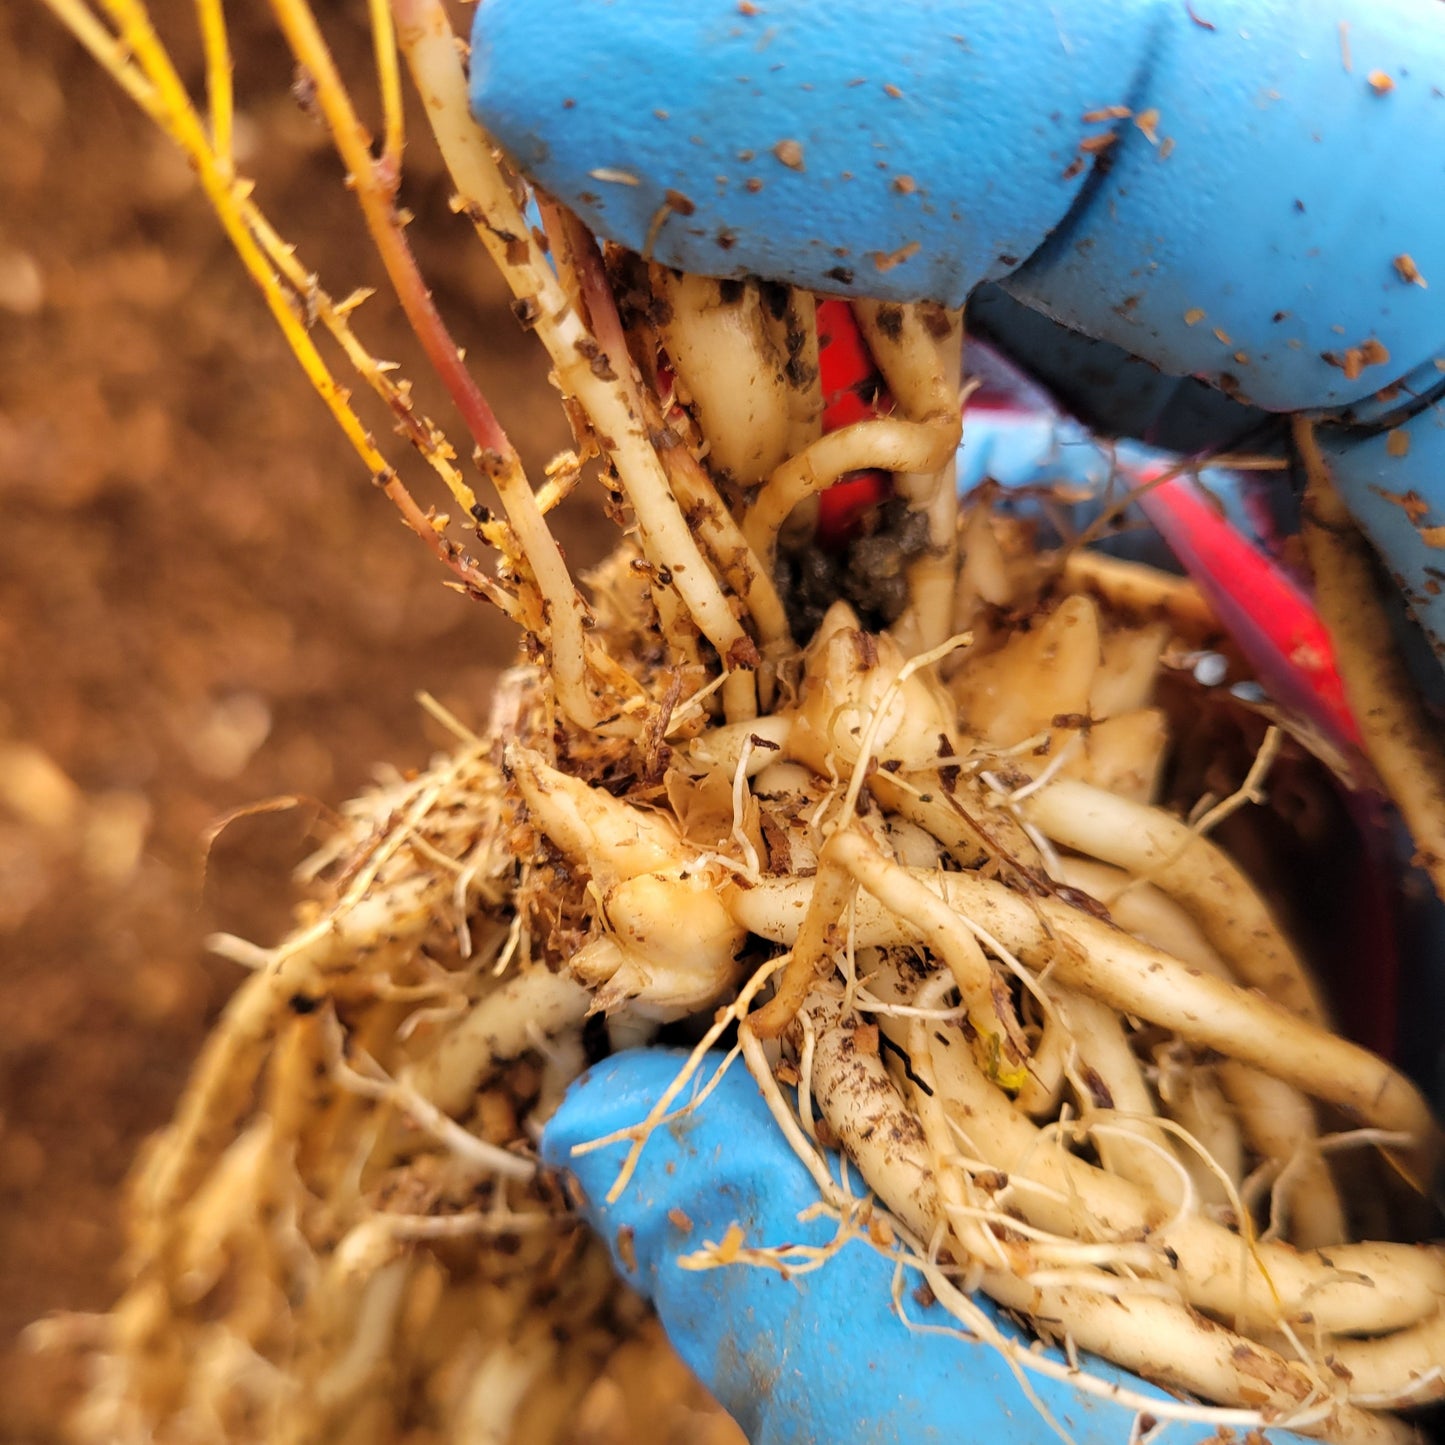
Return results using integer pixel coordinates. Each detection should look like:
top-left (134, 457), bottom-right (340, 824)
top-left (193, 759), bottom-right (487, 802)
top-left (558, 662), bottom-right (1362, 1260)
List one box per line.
top-left (468, 0), bottom-right (1445, 674)
top-left (541, 1050), bottom-right (1319, 1445)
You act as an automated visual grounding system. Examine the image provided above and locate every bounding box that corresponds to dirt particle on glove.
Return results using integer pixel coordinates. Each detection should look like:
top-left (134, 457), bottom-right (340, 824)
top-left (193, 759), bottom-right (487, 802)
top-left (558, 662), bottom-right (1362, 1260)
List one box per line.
top-left (1134, 108), bottom-right (1161, 143)
top-left (772, 138), bottom-right (805, 171)
top-left (1394, 253), bottom-right (1427, 287)
top-left (1323, 337), bottom-right (1391, 380)
top-left (870, 241), bottom-right (921, 273)
top-left (1387, 429), bottom-right (1411, 458)
top-left (615, 1224), bottom-right (637, 1272)
top-left (1368, 486), bottom-right (1429, 524)
top-left (1368, 70), bottom-right (1395, 94)
top-left (892, 174), bottom-right (917, 195)
top-left (1184, 307), bottom-right (1206, 326)
top-left (666, 1208), bottom-right (694, 1234)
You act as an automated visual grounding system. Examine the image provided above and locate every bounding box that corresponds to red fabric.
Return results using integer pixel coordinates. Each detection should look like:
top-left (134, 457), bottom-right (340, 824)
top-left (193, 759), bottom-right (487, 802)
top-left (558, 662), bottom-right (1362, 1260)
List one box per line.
top-left (814, 299), bottom-right (893, 548)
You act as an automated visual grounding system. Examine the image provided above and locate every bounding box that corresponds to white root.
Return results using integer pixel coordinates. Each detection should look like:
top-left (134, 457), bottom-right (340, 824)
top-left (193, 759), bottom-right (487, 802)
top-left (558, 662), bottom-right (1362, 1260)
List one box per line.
top-left (1061, 549), bottom-right (1225, 649)
top-left (454, 1323), bottom-right (558, 1444)
top-left (1323, 1309), bottom-right (1445, 1407)
top-left (1045, 983), bottom-right (1189, 1207)
top-left (687, 715), bottom-right (792, 779)
top-left (1222, 1068), bottom-right (1347, 1248)
top-left (1090, 621), bottom-right (1171, 718)
top-left (1155, 1053), bottom-right (1245, 1208)
top-left (509, 747), bottom-right (683, 881)
top-left (731, 868), bottom-right (1440, 1163)
top-left (1297, 415), bottom-right (1445, 907)
top-left (314, 1233), bottom-right (409, 1413)
top-left (1029, 709), bottom-right (1169, 804)
top-left (648, 423), bottom-right (792, 659)
top-left (800, 993), bottom-right (1415, 1444)
top-left (1020, 778), bottom-right (1327, 1022)
top-left (511, 748), bottom-right (744, 1017)
top-left (743, 417), bottom-right (961, 581)
top-left (1055, 856), bottom-right (1348, 1247)
top-left (951, 594), bottom-right (1102, 746)
top-left (825, 828), bottom-right (1023, 1077)
top-left (954, 493), bottom-right (1016, 630)
top-left (766, 287), bottom-right (824, 457)
top-left (490, 449), bottom-right (641, 732)
top-left (854, 300), bottom-right (966, 652)
top-left (1014, 1014), bottom-right (1069, 1120)
top-left (409, 968), bottom-right (590, 1117)
top-left (785, 605), bottom-right (964, 779)
top-left (654, 271), bottom-right (795, 487)
top-left (852, 302), bottom-right (961, 424)
top-left (861, 955), bottom-right (1443, 1339)
top-left (794, 994), bottom-right (939, 1236)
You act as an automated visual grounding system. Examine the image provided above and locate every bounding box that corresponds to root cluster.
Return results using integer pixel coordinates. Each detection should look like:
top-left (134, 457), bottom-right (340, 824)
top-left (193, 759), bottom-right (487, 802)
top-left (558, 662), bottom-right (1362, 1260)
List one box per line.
top-left (37, 0), bottom-right (1445, 1442)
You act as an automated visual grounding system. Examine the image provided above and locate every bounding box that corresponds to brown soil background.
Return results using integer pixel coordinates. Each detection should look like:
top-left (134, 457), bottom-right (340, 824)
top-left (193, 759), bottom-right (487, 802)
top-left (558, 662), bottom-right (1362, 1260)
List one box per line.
top-left (0, 4), bottom-right (605, 1435)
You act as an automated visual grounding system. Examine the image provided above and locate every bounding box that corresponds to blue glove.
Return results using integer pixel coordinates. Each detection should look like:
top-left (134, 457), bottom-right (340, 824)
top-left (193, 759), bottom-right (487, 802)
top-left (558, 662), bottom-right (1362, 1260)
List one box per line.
top-left (541, 1050), bottom-right (1319, 1445)
top-left (469, 0), bottom-right (1445, 671)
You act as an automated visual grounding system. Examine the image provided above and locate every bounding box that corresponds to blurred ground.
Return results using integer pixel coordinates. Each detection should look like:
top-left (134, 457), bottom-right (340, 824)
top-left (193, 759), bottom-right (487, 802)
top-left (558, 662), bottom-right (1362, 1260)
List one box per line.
top-left (0, 4), bottom-right (597, 1435)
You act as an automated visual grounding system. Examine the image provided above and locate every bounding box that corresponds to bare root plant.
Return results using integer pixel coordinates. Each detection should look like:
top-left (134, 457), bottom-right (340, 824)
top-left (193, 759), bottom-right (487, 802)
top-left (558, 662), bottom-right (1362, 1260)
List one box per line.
top-left (32, 1), bottom-right (1445, 1442)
